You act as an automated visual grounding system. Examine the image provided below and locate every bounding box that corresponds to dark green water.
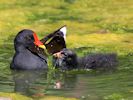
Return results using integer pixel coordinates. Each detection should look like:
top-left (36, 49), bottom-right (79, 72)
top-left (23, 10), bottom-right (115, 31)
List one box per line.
top-left (1, 38), bottom-right (133, 100)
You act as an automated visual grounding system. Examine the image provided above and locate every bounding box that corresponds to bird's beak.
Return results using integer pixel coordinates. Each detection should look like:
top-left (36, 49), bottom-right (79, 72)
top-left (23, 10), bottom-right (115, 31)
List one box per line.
top-left (39, 45), bottom-right (46, 49)
top-left (53, 52), bottom-right (62, 58)
top-left (33, 33), bottom-right (46, 50)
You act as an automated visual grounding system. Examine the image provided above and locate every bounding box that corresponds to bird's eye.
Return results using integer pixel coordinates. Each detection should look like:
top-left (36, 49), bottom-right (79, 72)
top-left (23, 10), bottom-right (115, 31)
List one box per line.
top-left (31, 36), bottom-right (34, 40)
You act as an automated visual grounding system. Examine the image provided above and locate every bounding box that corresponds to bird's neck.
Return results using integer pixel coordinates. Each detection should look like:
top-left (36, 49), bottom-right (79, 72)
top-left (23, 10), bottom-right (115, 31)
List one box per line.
top-left (15, 44), bottom-right (28, 53)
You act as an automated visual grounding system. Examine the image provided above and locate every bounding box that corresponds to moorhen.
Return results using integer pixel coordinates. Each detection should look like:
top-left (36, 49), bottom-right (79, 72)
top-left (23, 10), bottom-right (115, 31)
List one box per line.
top-left (10, 29), bottom-right (47, 70)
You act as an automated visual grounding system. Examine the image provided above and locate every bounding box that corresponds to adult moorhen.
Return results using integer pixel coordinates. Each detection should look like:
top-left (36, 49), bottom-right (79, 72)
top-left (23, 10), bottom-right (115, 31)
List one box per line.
top-left (10, 29), bottom-right (47, 70)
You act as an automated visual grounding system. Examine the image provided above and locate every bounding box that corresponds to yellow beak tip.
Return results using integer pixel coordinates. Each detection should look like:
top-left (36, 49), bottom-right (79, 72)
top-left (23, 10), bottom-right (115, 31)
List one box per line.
top-left (39, 45), bottom-right (46, 49)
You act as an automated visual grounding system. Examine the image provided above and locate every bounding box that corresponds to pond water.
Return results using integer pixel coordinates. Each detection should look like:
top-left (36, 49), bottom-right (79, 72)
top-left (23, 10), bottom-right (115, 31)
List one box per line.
top-left (0, 38), bottom-right (133, 100)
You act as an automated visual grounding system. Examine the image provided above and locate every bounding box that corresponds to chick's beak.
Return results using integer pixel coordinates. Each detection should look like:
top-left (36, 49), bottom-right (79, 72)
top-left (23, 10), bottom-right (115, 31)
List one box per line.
top-left (53, 52), bottom-right (62, 58)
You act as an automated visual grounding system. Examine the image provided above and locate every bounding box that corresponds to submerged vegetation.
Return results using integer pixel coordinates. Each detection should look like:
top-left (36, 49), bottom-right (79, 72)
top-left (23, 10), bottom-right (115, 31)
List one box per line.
top-left (0, 0), bottom-right (133, 100)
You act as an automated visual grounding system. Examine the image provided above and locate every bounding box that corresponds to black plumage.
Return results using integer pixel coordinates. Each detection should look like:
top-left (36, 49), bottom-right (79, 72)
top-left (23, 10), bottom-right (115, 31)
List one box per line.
top-left (10, 29), bottom-right (47, 70)
top-left (53, 48), bottom-right (118, 71)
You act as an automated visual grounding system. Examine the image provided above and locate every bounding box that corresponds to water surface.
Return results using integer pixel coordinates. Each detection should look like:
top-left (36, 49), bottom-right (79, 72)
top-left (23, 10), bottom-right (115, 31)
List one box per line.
top-left (0, 39), bottom-right (133, 100)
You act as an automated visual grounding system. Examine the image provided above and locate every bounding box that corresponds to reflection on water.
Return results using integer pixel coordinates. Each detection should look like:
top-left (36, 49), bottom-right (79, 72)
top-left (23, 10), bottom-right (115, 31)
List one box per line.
top-left (11, 70), bottom-right (79, 98)
top-left (1, 66), bottom-right (133, 100)
top-left (12, 70), bottom-right (47, 96)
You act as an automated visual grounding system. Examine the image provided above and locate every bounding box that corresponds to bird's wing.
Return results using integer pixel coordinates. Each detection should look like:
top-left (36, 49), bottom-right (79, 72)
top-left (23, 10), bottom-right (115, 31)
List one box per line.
top-left (40, 26), bottom-right (67, 54)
